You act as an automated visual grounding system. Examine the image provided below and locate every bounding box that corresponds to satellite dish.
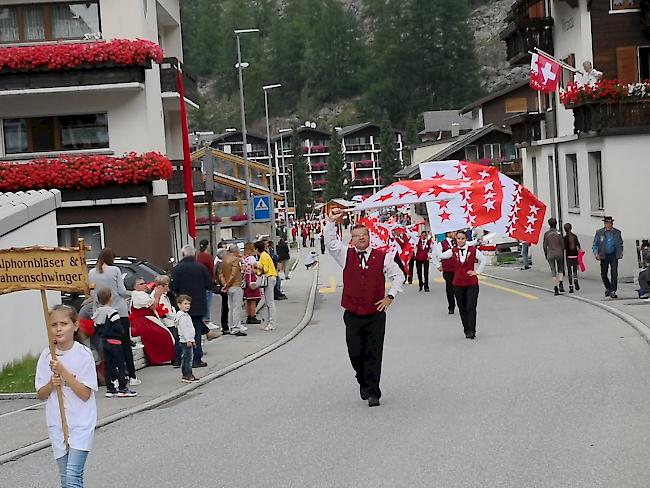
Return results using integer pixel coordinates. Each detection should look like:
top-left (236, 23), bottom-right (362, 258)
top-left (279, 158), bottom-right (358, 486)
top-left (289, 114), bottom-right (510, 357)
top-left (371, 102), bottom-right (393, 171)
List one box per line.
top-left (310, 122), bottom-right (316, 129)
top-left (304, 120), bottom-right (311, 127)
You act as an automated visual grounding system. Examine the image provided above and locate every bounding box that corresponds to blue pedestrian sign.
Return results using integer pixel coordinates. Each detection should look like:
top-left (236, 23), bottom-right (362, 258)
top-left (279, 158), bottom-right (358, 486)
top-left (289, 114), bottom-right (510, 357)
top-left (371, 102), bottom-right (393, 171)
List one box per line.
top-left (252, 195), bottom-right (271, 221)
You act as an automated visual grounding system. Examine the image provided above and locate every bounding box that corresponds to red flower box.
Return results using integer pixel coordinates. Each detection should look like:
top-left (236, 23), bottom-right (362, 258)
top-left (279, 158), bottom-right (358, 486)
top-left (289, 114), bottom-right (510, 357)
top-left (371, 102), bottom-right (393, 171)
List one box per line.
top-left (560, 79), bottom-right (650, 106)
top-left (231, 214), bottom-right (248, 222)
top-left (0, 39), bottom-right (164, 73)
top-left (0, 152), bottom-right (173, 192)
top-left (196, 216), bottom-right (222, 225)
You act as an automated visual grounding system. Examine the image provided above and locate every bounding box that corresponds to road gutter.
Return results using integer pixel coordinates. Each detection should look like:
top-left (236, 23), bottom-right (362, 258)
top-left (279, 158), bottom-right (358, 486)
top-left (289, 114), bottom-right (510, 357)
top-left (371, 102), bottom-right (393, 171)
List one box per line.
top-left (0, 268), bottom-right (319, 465)
top-left (483, 273), bottom-right (650, 345)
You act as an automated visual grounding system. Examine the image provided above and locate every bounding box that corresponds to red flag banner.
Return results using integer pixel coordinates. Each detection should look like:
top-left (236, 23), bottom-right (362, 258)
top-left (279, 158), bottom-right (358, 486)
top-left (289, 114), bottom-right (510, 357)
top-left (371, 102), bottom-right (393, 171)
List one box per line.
top-left (530, 52), bottom-right (561, 94)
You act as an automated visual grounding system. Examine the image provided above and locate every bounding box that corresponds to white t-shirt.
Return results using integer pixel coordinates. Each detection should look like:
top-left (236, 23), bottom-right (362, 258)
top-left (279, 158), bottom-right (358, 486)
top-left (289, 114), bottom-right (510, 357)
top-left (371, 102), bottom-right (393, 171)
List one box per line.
top-left (131, 290), bottom-right (154, 310)
top-left (35, 342), bottom-right (98, 459)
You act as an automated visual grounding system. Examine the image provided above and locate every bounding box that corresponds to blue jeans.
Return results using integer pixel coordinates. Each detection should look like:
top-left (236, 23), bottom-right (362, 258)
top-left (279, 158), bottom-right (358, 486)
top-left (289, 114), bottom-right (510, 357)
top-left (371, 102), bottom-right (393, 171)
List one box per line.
top-left (181, 342), bottom-right (194, 377)
top-left (204, 291), bottom-right (213, 321)
top-left (56, 448), bottom-right (89, 488)
top-left (191, 315), bottom-right (204, 363)
top-left (521, 242), bottom-right (529, 268)
top-left (275, 274), bottom-right (282, 295)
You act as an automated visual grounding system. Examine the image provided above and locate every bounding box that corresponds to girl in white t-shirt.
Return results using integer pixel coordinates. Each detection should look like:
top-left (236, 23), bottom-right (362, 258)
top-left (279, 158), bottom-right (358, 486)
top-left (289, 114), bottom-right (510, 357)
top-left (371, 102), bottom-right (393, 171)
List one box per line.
top-left (36, 304), bottom-right (98, 488)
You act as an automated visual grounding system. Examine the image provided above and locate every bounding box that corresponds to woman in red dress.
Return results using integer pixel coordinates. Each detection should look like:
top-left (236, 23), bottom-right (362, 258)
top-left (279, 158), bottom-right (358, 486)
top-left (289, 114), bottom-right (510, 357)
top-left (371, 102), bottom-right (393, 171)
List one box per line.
top-left (242, 242), bottom-right (262, 325)
top-left (129, 278), bottom-right (176, 365)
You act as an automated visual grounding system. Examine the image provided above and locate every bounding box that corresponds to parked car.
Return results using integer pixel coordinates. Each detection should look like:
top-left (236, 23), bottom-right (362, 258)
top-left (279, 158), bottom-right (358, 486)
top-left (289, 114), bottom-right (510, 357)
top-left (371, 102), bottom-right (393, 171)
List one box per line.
top-left (62, 256), bottom-right (166, 309)
top-left (478, 233), bottom-right (520, 254)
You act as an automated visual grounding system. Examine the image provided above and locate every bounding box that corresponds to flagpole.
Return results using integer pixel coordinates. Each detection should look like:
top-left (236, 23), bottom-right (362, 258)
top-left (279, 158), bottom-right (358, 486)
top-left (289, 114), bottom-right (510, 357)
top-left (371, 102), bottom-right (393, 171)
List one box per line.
top-left (530, 48), bottom-right (582, 74)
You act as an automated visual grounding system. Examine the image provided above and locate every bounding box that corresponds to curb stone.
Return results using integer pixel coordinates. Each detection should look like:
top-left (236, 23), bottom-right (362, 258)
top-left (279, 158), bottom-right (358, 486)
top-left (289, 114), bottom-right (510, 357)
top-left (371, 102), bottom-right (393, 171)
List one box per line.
top-left (0, 267), bottom-right (319, 465)
top-left (483, 273), bottom-right (650, 346)
top-left (0, 393), bottom-right (38, 401)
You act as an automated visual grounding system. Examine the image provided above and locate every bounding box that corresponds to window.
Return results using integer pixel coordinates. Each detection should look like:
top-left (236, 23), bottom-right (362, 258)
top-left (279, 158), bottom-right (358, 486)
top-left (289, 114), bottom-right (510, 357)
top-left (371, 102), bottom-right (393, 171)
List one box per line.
top-left (483, 143), bottom-right (501, 160)
top-left (560, 54), bottom-right (575, 89)
top-left (3, 113), bottom-right (108, 154)
top-left (611, 0), bottom-right (640, 11)
top-left (531, 156), bottom-right (539, 196)
top-left (503, 143), bottom-right (516, 160)
top-left (588, 151), bottom-right (604, 212)
top-left (505, 97), bottom-right (528, 113)
top-left (464, 145), bottom-right (479, 161)
top-left (0, 2), bottom-right (100, 43)
top-left (565, 154), bottom-right (579, 210)
top-left (640, 47), bottom-right (650, 82)
top-left (57, 224), bottom-right (104, 259)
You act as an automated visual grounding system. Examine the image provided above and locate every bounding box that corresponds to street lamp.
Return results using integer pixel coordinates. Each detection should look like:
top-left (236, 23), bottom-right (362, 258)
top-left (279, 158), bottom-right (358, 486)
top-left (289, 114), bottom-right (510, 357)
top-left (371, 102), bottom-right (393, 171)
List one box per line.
top-left (234, 27), bottom-right (259, 242)
top-left (262, 83), bottom-right (281, 239)
top-left (287, 162), bottom-right (297, 220)
top-left (278, 128), bottom-right (291, 227)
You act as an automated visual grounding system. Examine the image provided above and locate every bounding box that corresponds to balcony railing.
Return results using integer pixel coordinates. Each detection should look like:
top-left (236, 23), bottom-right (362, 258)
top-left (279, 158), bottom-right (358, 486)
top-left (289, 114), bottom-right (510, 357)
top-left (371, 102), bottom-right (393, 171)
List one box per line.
top-left (168, 159), bottom-right (204, 195)
top-left (160, 57), bottom-right (199, 107)
top-left (498, 160), bottom-right (523, 177)
top-left (572, 99), bottom-right (650, 135)
top-left (500, 18), bottom-right (554, 65)
top-left (504, 112), bottom-right (545, 145)
top-left (345, 143), bottom-right (374, 152)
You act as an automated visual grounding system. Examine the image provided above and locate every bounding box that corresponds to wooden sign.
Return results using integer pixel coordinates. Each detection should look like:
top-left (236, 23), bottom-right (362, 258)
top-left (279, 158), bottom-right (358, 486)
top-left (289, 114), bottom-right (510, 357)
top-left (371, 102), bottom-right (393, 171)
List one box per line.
top-left (0, 245), bottom-right (90, 295)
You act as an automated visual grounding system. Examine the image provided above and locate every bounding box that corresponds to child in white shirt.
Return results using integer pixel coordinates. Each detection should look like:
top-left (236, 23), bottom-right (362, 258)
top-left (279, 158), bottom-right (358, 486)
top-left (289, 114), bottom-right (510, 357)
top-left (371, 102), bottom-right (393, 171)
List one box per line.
top-left (175, 295), bottom-right (198, 383)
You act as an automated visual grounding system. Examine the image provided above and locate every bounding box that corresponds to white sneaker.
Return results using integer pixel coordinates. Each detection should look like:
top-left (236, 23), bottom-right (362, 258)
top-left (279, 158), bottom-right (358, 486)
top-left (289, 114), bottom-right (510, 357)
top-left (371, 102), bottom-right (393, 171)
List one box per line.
top-left (264, 324), bottom-right (275, 331)
top-left (129, 377), bottom-right (141, 386)
top-left (239, 324), bottom-right (248, 332)
top-left (112, 380), bottom-right (118, 388)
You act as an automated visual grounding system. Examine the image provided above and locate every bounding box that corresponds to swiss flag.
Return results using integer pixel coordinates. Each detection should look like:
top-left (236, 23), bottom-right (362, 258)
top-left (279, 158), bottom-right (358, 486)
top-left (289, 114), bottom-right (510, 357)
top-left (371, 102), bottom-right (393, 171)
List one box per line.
top-left (530, 53), bottom-right (561, 94)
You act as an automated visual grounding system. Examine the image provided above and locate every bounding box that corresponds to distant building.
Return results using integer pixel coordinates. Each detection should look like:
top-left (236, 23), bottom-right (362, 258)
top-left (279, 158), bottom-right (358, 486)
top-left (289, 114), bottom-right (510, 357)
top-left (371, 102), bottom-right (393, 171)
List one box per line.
top-left (419, 110), bottom-right (473, 142)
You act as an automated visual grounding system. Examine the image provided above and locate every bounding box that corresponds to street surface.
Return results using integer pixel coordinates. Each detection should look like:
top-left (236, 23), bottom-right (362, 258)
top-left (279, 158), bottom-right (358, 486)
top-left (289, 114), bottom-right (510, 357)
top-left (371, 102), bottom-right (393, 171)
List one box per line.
top-left (3, 251), bottom-right (650, 487)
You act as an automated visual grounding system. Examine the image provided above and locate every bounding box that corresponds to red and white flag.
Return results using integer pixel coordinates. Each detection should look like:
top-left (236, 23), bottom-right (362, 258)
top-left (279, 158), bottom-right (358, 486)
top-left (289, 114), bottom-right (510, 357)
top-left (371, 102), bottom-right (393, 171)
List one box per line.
top-left (530, 52), bottom-right (561, 94)
top-left (504, 185), bottom-right (546, 244)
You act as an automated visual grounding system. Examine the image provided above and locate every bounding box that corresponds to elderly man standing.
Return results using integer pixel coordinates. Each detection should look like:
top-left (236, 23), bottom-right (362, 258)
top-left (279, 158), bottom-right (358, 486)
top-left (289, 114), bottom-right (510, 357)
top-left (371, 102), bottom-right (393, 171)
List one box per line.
top-left (592, 216), bottom-right (624, 299)
top-left (171, 245), bottom-right (212, 367)
top-left (325, 208), bottom-right (404, 408)
top-left (219, 245), bottom-right (247, 336)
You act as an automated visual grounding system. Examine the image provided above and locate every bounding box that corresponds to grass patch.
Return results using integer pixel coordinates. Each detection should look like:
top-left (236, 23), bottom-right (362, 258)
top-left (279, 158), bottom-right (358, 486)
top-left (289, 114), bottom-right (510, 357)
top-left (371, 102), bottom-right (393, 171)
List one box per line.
top-left (496, 253), bottom-right (517, 265)
top-left (0, 355), bottom-right (38, 393)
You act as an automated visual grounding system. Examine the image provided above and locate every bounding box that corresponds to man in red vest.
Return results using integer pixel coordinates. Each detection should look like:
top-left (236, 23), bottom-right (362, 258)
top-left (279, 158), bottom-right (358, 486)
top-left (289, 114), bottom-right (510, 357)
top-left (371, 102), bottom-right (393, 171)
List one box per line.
top-left (435, 230), bottom-right (487, 339)
top-left (325, 208), bottom-right (404, 407)
top-left (415, 231), bottom-right (433, 292)
top-left (438, 231), bottom-right (458, 314)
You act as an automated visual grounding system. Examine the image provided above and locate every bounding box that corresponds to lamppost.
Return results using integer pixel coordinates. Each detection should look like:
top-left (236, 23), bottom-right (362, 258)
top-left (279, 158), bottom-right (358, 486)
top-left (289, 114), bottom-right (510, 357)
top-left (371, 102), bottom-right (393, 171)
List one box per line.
top-left (278, 128), bottom-right (291, 230)
top-left (262, 83), bottom-right (281, 239)
top-left (288, 162), bottom-right (297, 220)
top-left (234, 28), bottom-right (259, 242)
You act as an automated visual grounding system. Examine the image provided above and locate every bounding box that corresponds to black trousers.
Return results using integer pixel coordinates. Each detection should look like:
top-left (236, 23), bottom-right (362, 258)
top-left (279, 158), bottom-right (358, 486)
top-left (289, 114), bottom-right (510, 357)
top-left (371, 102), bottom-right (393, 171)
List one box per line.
top-left (566, 257), bottom-right (578, 283)
top-left (343, 310), bottom-right (386, 399)
top-left (394, 254), bottom-right (407, 279)
top-left (119, 318), bottom-right (136, 379)
top-left (103, 340), bottom-right (127, 391)
top-left (600, 253), bottom-right (619, 293)
top-left (416, 260), bottom-right (429, 289)
top-left (220, 291), bottom-right (229, 329)
top-left (453, 285), bottom-right (479, 337)
top-left (443, 271), bottom-right (456, 311)
top-left (408, 258), bottom-right (415, 283)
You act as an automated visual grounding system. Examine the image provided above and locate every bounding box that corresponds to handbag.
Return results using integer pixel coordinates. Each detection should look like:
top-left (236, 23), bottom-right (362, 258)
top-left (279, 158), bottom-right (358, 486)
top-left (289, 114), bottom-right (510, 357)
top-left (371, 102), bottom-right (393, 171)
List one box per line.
top-left (257, 274), bottom-right (269, 289)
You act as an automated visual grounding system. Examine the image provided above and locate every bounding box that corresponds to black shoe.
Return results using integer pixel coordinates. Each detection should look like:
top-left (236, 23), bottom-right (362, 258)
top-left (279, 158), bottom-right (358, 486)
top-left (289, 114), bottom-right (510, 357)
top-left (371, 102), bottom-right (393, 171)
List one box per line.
top-left (448, 308), bottom-right (454, 315)
top-left (275, 294), bottom-right (288, 300)
top-left (171, 360), bottom-right (181, 368)
top-left (418, 286), bottom-right (423, 292)
top-left (465, 334), bottom-right (475, 339)
top-left (192, 361), bottom-right (208, 368)
top-left (574, 279), bottom-right (580, 291)
top-left (424, 287), bottom-right (430, 292)
top-left (233, 331), bottom-right (247, 336)
top-left (610, 292), bottom-right (618, 299)
top-left (569, 286), bottom-right (574, 294)
top-left (360, 386), bottom-right (369, 401)
top-left (558, 282), bottom-right (565, 293)
top-left (605, 290), bottom-right (611, 297)
top-left (246, 317), bottom-right (261, 325)
top-left (368, 396), bottom-right (380, 407)
top-left (554, 286), bottom-right (560, 296)
top-left (407, 279), bottom-right (412, 284)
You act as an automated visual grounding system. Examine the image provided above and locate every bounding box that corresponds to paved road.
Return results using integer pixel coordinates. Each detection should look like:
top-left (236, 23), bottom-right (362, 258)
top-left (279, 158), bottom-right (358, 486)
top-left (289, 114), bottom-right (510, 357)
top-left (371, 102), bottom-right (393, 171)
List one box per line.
top-left (4, 252), bottom-right (650, 487)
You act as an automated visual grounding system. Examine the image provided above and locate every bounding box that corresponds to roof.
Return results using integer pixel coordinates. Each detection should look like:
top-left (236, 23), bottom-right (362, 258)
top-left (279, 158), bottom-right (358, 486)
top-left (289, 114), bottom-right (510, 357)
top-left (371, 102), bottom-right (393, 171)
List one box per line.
top-left (338, 122), bottom-right (378, 137)
top-left (459, 79), bottom-right (530, 114)
top-left (395, 124), bottom-right (511, 179)
top-left (421, 110), bottom-right (473, 134)
top-left (0, 189), bottom-right (61, 238)
top-left (270, 126), bottom-right (332, 142)
top-left (209, 130), bottom-right (268, 144)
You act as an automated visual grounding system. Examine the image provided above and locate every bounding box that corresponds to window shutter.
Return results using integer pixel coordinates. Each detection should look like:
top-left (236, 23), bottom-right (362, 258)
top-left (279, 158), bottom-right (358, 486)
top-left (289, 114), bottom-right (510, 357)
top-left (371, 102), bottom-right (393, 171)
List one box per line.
top-left (617, 46), bottom-right (639, 84)
top-left (528, 1), bottom-right (545, 18)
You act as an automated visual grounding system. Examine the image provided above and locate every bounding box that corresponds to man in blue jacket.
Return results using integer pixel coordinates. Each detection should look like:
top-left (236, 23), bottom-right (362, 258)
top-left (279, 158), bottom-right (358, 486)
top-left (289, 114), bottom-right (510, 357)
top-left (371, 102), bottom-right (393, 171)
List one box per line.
top-left (592, 216), bottom-right (624, 299)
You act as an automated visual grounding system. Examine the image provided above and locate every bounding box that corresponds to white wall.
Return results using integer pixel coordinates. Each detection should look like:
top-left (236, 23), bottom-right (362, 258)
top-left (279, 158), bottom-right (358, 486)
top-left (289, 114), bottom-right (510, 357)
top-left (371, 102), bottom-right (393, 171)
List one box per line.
top-left (0, 212), bottom-right (60, 367)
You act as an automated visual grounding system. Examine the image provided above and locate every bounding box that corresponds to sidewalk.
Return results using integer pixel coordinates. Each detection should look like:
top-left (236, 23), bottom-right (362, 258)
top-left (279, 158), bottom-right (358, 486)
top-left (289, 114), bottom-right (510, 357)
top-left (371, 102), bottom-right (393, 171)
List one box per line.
top-left (0, 248), bottom-right (318, 463)
top-left (484, 263), bottom-right (650, 337)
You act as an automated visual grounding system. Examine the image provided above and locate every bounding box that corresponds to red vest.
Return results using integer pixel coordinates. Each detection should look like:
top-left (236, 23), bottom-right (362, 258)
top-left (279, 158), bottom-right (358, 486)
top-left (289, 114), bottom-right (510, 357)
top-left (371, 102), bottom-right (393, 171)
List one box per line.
top-left (341, 247), bottom-right (386, 316)
top-left (415, 238), bottom-right (432, 261)
top-left (451, 246), bottom-right (479, 287)
top-left (441, 239), bottom-right (456, 273)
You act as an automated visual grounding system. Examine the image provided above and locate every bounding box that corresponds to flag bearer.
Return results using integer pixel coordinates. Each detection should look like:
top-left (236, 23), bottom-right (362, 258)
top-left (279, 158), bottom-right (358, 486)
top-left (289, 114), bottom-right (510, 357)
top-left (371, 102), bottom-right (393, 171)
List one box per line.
top-left (438, 231), bottom-right (458, 314)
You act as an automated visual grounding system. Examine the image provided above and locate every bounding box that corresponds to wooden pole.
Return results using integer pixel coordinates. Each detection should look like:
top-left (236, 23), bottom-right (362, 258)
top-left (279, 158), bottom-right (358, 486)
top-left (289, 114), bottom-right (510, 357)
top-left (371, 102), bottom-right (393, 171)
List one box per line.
top-left (40, 289), bottom-right (70, 448)
top-left (77, 238), bottom-right (91, 297)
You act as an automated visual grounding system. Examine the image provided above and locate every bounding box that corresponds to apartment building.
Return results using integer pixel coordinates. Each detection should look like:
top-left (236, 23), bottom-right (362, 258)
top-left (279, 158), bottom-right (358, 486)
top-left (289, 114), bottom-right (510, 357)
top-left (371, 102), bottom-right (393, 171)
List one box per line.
top-left (501, 0), bottom-right (650, 279)
top-left (0, 0), bottom-right (199, 266)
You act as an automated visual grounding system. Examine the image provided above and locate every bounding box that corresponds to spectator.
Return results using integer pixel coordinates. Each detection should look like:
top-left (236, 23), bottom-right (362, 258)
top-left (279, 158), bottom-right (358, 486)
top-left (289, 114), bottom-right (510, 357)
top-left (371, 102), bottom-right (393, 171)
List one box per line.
top-left (563, 223), bottom-right (581, 293)
top-left (276, 238), bottom-right (291, 279)
top-left (175, 295), bottom-right (199, 383)
top-left (520, 241), bottom-right (530, 270)
top-left (196, 239), bottom-right (216, 329)
top-left (255, 240), bottom-right (278, 331)
top-left (154, 275), bottom-right (182, 367)
top-left (242, 243), bottom-right (262, 325)
top-left (268, 241), bottom-right (287, 300)
top-left (577, 61), bottom-right (603, 87)
top-left (305, 251), bottom-right (318, 269)
top-left (638, 246), bottom-right (650, 299)
top-left (88, 248), bottom-right (139, 386)
top-left (171, 245), bottom-right (211, 367)
top-left (543, 217), bottom-right (565, 296)
top-left (219, 245), bottom-right (247, 336)
top-left (214, 245), bottom-right (229, 334)
top-left (592, 216), bottom-right (623, 299)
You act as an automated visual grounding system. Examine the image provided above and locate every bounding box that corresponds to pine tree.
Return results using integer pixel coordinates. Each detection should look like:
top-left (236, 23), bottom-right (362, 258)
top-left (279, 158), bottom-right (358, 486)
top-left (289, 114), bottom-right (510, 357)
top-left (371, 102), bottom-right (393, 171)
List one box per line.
top-left (324, 128), bottom-right (347, 200)
top-left (403, 114), bottom-right (420, 166)
top-left (289, 125), bottom-right (313, 217)
top-left (379, 112), bottom-right (401, 186)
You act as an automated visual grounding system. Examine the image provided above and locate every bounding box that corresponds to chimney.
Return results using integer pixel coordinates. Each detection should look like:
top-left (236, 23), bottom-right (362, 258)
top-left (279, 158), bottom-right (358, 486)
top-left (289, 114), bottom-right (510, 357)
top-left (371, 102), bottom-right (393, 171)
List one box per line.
top-left (451, 123), bottom-right (460, 138)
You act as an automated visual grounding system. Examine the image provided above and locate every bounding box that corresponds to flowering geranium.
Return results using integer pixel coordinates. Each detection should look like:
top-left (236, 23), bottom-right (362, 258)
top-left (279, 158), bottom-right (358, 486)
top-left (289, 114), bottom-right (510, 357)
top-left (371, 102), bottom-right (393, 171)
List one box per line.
top-left (0, 39), bottom-right (164, 72)
top-left (559, 79), bottom-right (650, 106)
top-left (231, 214), bottom-right (248, 221)
top-left (0, 152), bottom-right (173, 192)
top-left (196, 216), bottom-right (222, 225)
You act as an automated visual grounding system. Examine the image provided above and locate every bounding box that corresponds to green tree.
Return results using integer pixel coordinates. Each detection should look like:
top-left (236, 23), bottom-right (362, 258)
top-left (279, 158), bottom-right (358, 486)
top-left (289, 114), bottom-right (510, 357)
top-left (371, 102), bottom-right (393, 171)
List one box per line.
top-left (289, 124), bottom-right (313, 217)
top-left (324, 128), bottom-right (347, 200)
top-left (379, 112), bottom-right (401, 186)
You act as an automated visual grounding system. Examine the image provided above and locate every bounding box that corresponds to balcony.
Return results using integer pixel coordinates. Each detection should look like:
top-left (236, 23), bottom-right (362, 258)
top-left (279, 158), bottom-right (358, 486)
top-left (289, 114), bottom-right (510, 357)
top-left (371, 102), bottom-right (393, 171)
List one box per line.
top-left (500, 17), bottom-right (554, 65)
top-left (160, 57), bottom-right (199, 108)
top-left (572, 100), bottom-right (650, 136)
top-left (168, 159), bottom-right (205, 196)
top-left (504, 112), bottom-right (545, 145)
top-left (345, 143), bottom-right (374, 152)
top-left (498, 160), bottom-right (523, 178)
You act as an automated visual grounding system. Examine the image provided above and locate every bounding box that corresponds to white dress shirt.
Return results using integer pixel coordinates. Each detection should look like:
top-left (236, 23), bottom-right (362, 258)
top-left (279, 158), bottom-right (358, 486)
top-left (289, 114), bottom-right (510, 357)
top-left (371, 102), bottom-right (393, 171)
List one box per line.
top-left (324, 221), bottom-right (404, 297)
top-left (434, 244), bottom-right (487, 274)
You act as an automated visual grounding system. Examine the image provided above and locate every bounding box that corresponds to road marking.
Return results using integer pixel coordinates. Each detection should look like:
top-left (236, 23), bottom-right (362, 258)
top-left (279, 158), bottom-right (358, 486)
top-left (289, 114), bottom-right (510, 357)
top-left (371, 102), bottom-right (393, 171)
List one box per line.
top-left (319, 276), bottom-right (337, 293)
top-left (431, 276), bottom-right (537, 300)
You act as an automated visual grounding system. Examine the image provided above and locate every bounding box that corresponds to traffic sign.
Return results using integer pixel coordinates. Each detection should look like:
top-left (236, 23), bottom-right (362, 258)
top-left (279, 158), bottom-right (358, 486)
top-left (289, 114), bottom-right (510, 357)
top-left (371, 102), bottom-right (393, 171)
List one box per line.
top-left (252, 195), bottom-right (271, 221)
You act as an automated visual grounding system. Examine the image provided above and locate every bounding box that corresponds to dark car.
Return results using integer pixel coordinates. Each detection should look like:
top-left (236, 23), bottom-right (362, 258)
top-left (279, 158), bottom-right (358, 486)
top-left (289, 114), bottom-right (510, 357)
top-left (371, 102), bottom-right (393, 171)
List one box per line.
top-left (62, 256), bottom-right (166, 309)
